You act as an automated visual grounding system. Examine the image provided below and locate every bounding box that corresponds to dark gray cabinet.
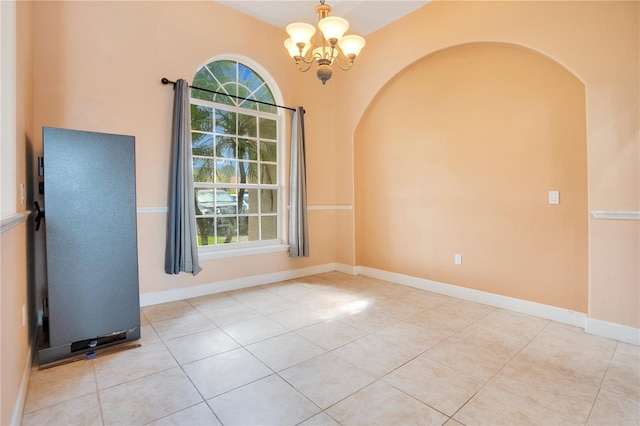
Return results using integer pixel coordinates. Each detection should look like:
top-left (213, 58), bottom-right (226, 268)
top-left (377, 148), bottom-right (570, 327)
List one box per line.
top-left (38, 127), bottom-right (140, 365)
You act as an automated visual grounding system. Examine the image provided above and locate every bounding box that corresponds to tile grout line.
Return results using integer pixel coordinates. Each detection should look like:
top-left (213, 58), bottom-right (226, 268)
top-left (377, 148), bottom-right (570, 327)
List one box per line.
top-left (583, 340), bottom-right (620, 425)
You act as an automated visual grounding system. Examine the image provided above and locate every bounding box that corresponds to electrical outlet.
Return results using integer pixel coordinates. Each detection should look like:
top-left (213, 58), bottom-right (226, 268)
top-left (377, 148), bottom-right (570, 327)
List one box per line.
top-left (20, 183), bottom-right (25, 205)
top-left (455, 254), bottom-right (462, 265)
top-left (22, 304), bottom-right (26, 327)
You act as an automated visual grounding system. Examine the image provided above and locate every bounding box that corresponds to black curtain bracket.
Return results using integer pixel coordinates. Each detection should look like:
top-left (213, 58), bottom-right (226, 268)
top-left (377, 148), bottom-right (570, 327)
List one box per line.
top-left (161, 77), bottom-right (298, 113)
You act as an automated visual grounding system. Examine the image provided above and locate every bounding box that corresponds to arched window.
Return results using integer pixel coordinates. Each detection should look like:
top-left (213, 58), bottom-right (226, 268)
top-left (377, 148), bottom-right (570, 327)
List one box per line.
top-left (190, 59), bottom-right (281, 251)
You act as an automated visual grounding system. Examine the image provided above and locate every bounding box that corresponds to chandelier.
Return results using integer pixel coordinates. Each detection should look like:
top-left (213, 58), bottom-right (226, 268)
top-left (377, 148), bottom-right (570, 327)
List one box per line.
top-left (284, 0), bottom-right (366, 85)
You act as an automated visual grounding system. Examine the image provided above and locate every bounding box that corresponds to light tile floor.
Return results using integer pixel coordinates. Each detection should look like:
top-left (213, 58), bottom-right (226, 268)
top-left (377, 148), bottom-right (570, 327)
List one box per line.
top-left (22, 272), bottom-right (640, 425)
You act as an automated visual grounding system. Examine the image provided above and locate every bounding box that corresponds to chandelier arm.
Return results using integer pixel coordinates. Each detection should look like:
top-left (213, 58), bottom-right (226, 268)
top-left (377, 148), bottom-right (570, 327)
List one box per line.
top-left (332, 50), bottom-right (356, 71)
top-left (294, 59), bottom-right (314, 72)
top-left (295, 33), bottom-right (320, 65)
top-left (296, 55), bottom-right (315, 66)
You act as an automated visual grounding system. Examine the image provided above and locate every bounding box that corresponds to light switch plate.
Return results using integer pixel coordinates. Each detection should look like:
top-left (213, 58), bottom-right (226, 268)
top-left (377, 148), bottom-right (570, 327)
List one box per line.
top-left (548, 191), bottom-right (559, 205)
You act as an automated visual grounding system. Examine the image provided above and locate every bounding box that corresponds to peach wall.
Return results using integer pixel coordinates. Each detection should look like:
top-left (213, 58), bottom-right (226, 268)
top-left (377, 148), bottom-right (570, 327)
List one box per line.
top-left (32, 1), bottom-right (341, 296)
top-left (355, 43), bottom-right (588, 312)
top-left (1, 0), bottom-right (33, 424)
top-left (336, 1), bottom-right (639, 328)
top-left (0, 223), bottom-right (30, 426)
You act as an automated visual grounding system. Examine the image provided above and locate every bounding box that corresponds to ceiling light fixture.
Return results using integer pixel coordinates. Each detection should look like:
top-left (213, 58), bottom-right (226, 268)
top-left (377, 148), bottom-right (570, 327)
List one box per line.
top-left (284, 0), bottom-right (366, 85)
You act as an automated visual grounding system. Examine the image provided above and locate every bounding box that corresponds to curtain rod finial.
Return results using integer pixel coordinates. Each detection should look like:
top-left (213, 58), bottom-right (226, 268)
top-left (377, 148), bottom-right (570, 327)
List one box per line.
top-left (161, 78), bottom-right (172, 85)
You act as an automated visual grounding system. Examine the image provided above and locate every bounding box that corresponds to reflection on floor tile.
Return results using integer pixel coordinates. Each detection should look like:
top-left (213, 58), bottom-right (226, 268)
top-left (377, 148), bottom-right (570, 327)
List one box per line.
top-left (454, 384), bottom-right (579, 425)
top-left (22, 272), bottom-right (640, 426)
top-left (383, 355), bottom-right (485, 416)
top-left (147, 402), bottom-right (221, 426)
top-left (600, 342), bottom-right (640, 400)
top-left (164, 328), bottom-right (239, 365)
top-left (267, 307), bottom-right (329, 330)
top-left (298, 411), bottom-right (341, 426)
top-left (246, 332), bottom-right (326, 371)
top-left (21, 392), bottom-right (102, 426)
top-left (327, 381), bottom-right (448, 425)
top-left (99, 367), bottom-right (201, 425)
top-left (219, 316), bottom-right (288, 345)
top-left (489, 322), bottom-right (619, 423)
top-left (182, 348), bottom-right (272, 399)
top-left (279, 352), bottom-right (376, 409)
top-left (332, 334), bottom-right (416, 377)
top-left (587, 387), bottom-right (640, 425)
top-left (141, 300), bottom-right (198, 323)
top-left (296, 319), bottom-right (366, 350)
top-left (208, 374), bottom-right (320, 425)
top-left (94, 342), bottom-right (177, 389)
top-left (23, 360), bottom-right (96, 413)
top-left (151, 312), bottom-right (217, 341)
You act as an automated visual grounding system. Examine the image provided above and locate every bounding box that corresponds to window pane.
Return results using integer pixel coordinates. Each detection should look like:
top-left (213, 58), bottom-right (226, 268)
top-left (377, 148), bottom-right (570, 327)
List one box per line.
top-left (192, 133), bottom-right (213, 156)
top-left (192, 70), bottom-right (216, 102)
top-left (213, 92), bottom-right (235, 107)
top-left (215, 110), bottom-right (237, 134)
top-left (238, 161), bottom-right (258, 184)
top-left (217, 217), bottom-right (238, 244)
top-left (238, 87), bottom-right (259, 111)
top-left (261, 189), bottom-right (278, 214)
top-left (246, 189), bottom-right (258, 213)
top-left (239, 138), bottom-right (257, 161)
top-left (248, 216), bottom-right (259, 241)
top-left (193, 158), bottom-right (214, 183)
top-left (261, 216), bottom-right (277, 240)
top-left (195, 189), bottom-right (215, 215)
top-left (255, 85), bottom-right (277, 114)
top-left (238, 64), bottom-right (264, 92)
top-left (215, 136), bottom-right (236, 159)
top-left (238, 114), bottom-right (257, 137)
top-left (218, 82), bottom-right (238, 107)
top-left (216, 160), bottom-right (236, 184)
top-left (238, 216), bottom-right (249, 241)
top-left (259, 118), bottom-right (277, 140)
top-left (210, 61), bottom-right (236, 85)
top-left (260, 142), bottom-right (277, 162)
top-left (191, 105), bottom-right (213, 131)
top-left (196, 217), bottom-right (216, 246)
top-left (215, 189), bottom-right (237, 215)
top-left (261, 164), bottom-right (277, 185)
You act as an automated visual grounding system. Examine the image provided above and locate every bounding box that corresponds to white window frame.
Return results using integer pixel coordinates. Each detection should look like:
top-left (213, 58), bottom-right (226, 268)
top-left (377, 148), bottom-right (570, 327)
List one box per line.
top-left (192, 55), bottom-right (288, 260)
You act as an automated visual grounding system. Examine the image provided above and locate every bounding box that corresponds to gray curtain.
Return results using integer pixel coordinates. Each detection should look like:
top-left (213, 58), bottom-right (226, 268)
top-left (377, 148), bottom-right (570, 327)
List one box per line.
top-left (289, 106), bottom-right (309, 257)
top-left (165, 79), bottom-right (202, 275)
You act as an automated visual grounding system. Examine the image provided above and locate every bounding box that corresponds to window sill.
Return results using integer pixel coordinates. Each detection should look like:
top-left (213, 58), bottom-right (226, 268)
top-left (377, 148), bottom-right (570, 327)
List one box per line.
top-left (198, 243), bottom-right (290, 260)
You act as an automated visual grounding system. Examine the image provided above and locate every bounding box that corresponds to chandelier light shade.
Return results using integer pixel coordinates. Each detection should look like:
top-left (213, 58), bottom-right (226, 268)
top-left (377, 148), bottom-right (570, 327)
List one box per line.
top-left (283, 0), bottom-right (366, 85)
top-left (317, 16), bottom-right (349, 41)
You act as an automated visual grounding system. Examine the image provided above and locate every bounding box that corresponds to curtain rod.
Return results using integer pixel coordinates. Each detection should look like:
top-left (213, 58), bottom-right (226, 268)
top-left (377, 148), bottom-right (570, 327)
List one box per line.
top-left (161, 78), bottom-right (298, 112)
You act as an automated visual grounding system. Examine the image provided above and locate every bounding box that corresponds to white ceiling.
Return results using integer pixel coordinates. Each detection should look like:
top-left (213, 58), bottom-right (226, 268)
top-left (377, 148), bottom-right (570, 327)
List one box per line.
top-left (217, 1), bottom-right (430, 37)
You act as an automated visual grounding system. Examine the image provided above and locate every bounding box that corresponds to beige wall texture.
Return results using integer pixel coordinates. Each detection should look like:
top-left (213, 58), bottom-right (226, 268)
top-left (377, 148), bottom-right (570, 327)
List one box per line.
top-left (355, 42), bottom-right (588, 312)
top-left (335, 0), bottom-right (639, 328)
top-left (2, 0), bottom-right (638, 422)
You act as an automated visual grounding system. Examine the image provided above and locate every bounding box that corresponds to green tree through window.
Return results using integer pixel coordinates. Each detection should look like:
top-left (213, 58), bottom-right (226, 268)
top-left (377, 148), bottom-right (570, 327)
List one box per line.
top-left (191, 60), bottom-right (279, 247)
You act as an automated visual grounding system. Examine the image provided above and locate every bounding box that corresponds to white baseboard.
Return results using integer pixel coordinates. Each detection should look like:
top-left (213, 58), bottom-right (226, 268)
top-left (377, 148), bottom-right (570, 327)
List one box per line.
top-left (139, 263), bottom-right (339, 306)
top-left (357, 266), bottom-right (587, 328)
top-left (11, 342), bottom-right (32, 426)
top-left (140, 263), bottom-right (638, 346)
top-left (335, 263), bottom-right (359, 275)
top-left (586, 318), bottom-right (640, 346)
